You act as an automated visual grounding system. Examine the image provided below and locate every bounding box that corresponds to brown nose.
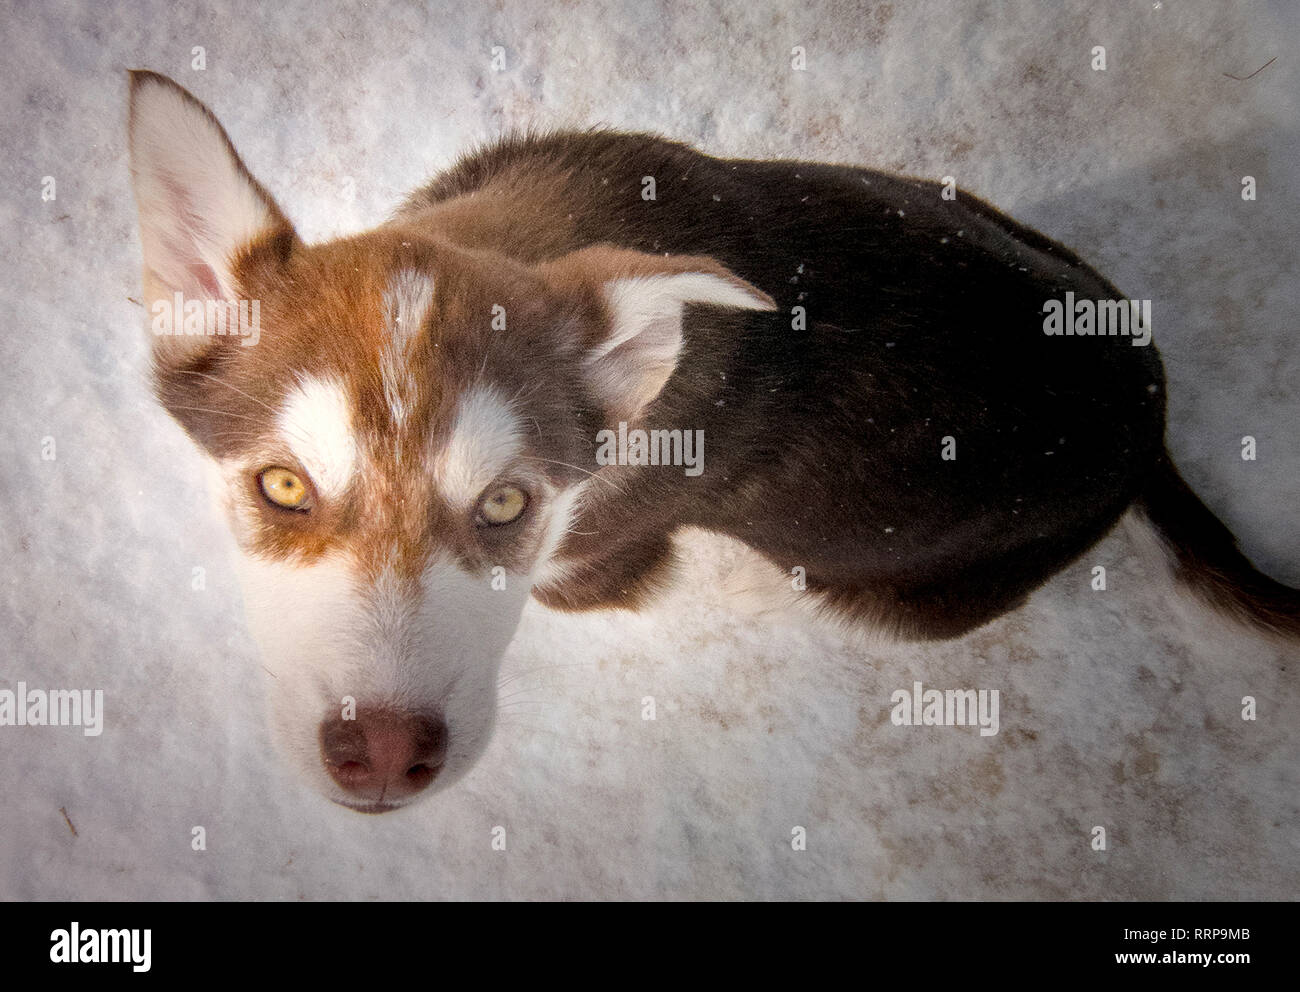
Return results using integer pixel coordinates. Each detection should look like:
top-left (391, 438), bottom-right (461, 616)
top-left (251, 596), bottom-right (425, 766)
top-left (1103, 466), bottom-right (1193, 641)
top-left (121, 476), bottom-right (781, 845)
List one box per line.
top-left (320, 708), bottom-right (448, 808)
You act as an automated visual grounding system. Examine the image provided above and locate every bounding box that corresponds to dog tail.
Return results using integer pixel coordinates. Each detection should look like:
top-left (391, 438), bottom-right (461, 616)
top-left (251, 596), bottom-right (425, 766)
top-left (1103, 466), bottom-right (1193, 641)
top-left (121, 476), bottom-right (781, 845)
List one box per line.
top-left (1132, 456), bottom-right (1300, 639)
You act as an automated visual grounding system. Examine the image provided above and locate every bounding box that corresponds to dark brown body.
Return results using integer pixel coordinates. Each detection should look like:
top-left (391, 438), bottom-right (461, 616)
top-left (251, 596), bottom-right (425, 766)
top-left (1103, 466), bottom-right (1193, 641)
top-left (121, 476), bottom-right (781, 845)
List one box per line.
top-left (129, 65), bottom-right (1297, 812)
top-left (398, 131), bottom-right (1180, 639)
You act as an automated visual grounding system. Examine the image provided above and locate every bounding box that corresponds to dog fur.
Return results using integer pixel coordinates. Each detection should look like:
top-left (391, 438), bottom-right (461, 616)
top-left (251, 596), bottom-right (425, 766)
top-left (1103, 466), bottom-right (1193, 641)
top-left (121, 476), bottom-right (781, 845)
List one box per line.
top-left (126, 71), bottom-right (1299, 812)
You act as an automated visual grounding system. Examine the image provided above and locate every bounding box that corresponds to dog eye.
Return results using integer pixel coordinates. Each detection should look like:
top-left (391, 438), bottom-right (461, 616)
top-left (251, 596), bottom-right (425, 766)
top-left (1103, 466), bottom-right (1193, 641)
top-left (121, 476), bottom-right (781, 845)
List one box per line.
top-left (259, 467), bottom-right (310, 509)
top-left (477, 485), bottom-right (528, 526)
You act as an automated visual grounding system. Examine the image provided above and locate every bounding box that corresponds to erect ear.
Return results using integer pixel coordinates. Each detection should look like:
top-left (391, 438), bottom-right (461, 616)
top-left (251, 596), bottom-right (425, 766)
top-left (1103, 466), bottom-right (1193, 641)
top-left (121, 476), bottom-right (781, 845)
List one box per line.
top-left (127, 70), bottom-right (297, 366)
top-left (542, 245), bottom-right (776, 424)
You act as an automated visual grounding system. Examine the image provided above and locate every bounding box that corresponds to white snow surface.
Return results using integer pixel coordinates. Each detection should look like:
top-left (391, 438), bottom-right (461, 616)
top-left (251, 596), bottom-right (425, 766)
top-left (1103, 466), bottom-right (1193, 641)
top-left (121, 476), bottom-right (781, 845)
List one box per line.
top-left (0, 0), bottom-right (1296, 900)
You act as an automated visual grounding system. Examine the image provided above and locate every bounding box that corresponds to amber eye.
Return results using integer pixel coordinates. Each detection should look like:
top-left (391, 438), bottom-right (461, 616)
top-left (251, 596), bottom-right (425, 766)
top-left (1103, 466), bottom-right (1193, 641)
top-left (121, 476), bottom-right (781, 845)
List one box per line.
top-left (477, 485), bottom-right (528, 526)
top-left (259, 467), bottom-right (310, 509)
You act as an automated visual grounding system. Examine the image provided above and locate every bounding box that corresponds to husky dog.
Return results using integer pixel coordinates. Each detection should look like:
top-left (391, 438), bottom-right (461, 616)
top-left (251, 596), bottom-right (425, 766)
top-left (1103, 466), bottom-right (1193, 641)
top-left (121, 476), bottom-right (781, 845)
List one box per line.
top-left (126, 71), bottom-right (1298, 812)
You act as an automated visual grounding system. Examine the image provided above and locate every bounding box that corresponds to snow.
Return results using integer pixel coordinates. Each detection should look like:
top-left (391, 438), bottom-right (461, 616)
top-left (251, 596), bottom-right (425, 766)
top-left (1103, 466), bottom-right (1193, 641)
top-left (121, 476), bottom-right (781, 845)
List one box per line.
top-left (0, 0), bottom-right (1296, 899)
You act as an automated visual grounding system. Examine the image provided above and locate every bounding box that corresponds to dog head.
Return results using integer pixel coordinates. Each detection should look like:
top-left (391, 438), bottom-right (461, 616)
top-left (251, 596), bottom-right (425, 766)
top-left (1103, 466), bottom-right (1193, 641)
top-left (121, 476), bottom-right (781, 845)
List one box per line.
top-left (126, 72), bottom-right (773, 811)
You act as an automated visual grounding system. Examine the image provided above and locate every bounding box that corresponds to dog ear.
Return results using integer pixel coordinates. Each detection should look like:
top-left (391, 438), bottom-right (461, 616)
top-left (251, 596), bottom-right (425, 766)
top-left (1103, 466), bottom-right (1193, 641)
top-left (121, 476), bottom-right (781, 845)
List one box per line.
top-left (542, 245), bottom-right (776, 424)
top-left (127, 70), bottom-right (297, 367)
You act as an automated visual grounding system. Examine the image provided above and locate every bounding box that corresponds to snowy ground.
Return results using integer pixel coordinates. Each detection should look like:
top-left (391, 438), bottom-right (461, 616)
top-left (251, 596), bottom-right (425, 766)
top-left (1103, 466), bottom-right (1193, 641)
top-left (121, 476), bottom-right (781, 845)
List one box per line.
top-left (0, 0), bottom-right (1296, 899)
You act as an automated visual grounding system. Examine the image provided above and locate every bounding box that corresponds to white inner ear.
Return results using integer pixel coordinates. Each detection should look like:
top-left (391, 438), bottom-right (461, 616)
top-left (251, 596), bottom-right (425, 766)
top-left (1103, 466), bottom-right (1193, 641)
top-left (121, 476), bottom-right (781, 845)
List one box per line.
top-left (130, 77), bottom-right (282, 302)
top-left (588, 273), bottom-right (775, 422)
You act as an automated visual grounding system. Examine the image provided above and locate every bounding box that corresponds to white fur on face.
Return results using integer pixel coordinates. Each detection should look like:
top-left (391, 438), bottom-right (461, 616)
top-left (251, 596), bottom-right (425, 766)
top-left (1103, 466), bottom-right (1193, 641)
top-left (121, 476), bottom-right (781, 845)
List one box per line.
top-left (233, 547), bottom-right (531, 807)
top-left (433, 385), bottom-right (523, 509)
top-left (213, 377), bottom-right (588, 810)
top-left (277, 376), bottom-right (359, 501)
top-left (380, 270), bottom-right (435, 432)
top-left (531, 482), bottom-right (589, 589)
top-left (233, 551), bottom-right (362, 797)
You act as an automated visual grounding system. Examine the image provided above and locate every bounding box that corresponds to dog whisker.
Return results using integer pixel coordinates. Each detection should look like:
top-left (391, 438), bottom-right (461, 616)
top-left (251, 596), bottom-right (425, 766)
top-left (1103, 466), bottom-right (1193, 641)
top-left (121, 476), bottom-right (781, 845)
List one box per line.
top-left (519, 455), bottom-right (625, 495)
top-left (174, 368), bottom-right (280, 413)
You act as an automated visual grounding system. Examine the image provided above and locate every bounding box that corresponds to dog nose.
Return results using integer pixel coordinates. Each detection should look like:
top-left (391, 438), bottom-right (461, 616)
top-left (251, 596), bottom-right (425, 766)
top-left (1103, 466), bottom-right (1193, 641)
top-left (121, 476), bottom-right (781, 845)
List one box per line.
top-left (320, 708), bottom-right (449, 808)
